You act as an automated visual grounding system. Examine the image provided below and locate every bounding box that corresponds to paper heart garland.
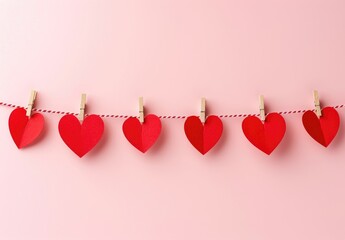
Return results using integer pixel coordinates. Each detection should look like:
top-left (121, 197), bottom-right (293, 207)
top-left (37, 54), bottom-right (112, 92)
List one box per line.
top-left (58, 114), bottom-right (104, 158)
top-left (122, 114), bottom-right (162, 153)
top-left (8, 108), bottom-right (45, 148)
top-left (242, 113), bottom-right (286, 155)
top-left (184, 115), bottom-right (223, 155)
top-left (302, 107), bottom-right (340, 147)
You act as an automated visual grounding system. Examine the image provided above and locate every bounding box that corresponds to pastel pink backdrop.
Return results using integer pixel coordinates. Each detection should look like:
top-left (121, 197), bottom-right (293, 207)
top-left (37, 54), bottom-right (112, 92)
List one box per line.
top-left (1, 0), bottom-right (345, 239)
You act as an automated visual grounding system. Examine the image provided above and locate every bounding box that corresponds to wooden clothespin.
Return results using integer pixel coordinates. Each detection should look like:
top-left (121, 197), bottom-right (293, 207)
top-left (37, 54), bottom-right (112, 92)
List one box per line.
top-left (26, 90), bottom-right (37, 118)
top-left (259, 95), bottom-right (265, 122)
top-left (200, 97), bottom-right (206, 124)
top-left (313, 90), bottom-right (322, 118)
top-left (78, 94), bottom-right (87, 122)
top-left (139, 97), bottom-right (144, 123)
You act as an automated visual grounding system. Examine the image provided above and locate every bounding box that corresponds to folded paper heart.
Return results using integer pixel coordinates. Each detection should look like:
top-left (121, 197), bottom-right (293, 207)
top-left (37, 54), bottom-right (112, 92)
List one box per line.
top-left (8, 108), bottom-right (45, 148)
top-left (242, 113), bottom-right (286, 155)
top-left (302, 107), bottom-right (340, 147)
top-left (58, 114), bottom-right (104, 158)
top-left (184, 115), bottom-right (223, 155)
top-left (122, 114), bottom-right (162, 153)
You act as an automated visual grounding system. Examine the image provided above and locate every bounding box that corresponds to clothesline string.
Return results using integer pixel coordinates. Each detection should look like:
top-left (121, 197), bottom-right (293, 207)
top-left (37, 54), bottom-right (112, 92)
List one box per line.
top-left (0, 101), bottom-right (344, 119)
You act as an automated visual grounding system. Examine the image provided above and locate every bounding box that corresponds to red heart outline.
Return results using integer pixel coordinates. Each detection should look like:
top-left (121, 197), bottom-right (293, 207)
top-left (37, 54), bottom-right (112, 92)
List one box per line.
top-left (58, 114), bottom-right (104, 158)
top-left (302, 107), bottom-right (340, 147)
top-left (8, 108), bottom-right (45, 149)
top-left (122, 114), bottom-right (162, 153)
top-left (242, 113), bottom-right (286, 155)
top-left (184, 115), bottom-right (223, 155)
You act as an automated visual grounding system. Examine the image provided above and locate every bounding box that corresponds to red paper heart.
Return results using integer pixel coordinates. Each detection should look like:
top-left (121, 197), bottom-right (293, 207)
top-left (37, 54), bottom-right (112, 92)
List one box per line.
top-left (58, 114), bottom-right (104, 157)
top-left (184, 115), bottom-right (223, 155)
top-left (8, 108), bottom-right (45, 148)
top-left (302, 107), bottom-right (340, 147)
top-left (122, 114), bottom-right (162, 153)
top-left (242, 113), bottom-right (286, 155)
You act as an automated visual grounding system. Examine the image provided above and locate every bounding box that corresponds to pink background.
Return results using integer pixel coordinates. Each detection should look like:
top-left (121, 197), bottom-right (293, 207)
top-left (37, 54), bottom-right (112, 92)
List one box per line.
top-left (1, 0), bottom-right (345, 239)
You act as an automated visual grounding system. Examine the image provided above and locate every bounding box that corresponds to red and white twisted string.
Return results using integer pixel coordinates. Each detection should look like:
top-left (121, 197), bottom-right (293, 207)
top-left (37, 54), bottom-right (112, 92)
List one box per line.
top-left (0, 101), bottom-right (344, 119)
